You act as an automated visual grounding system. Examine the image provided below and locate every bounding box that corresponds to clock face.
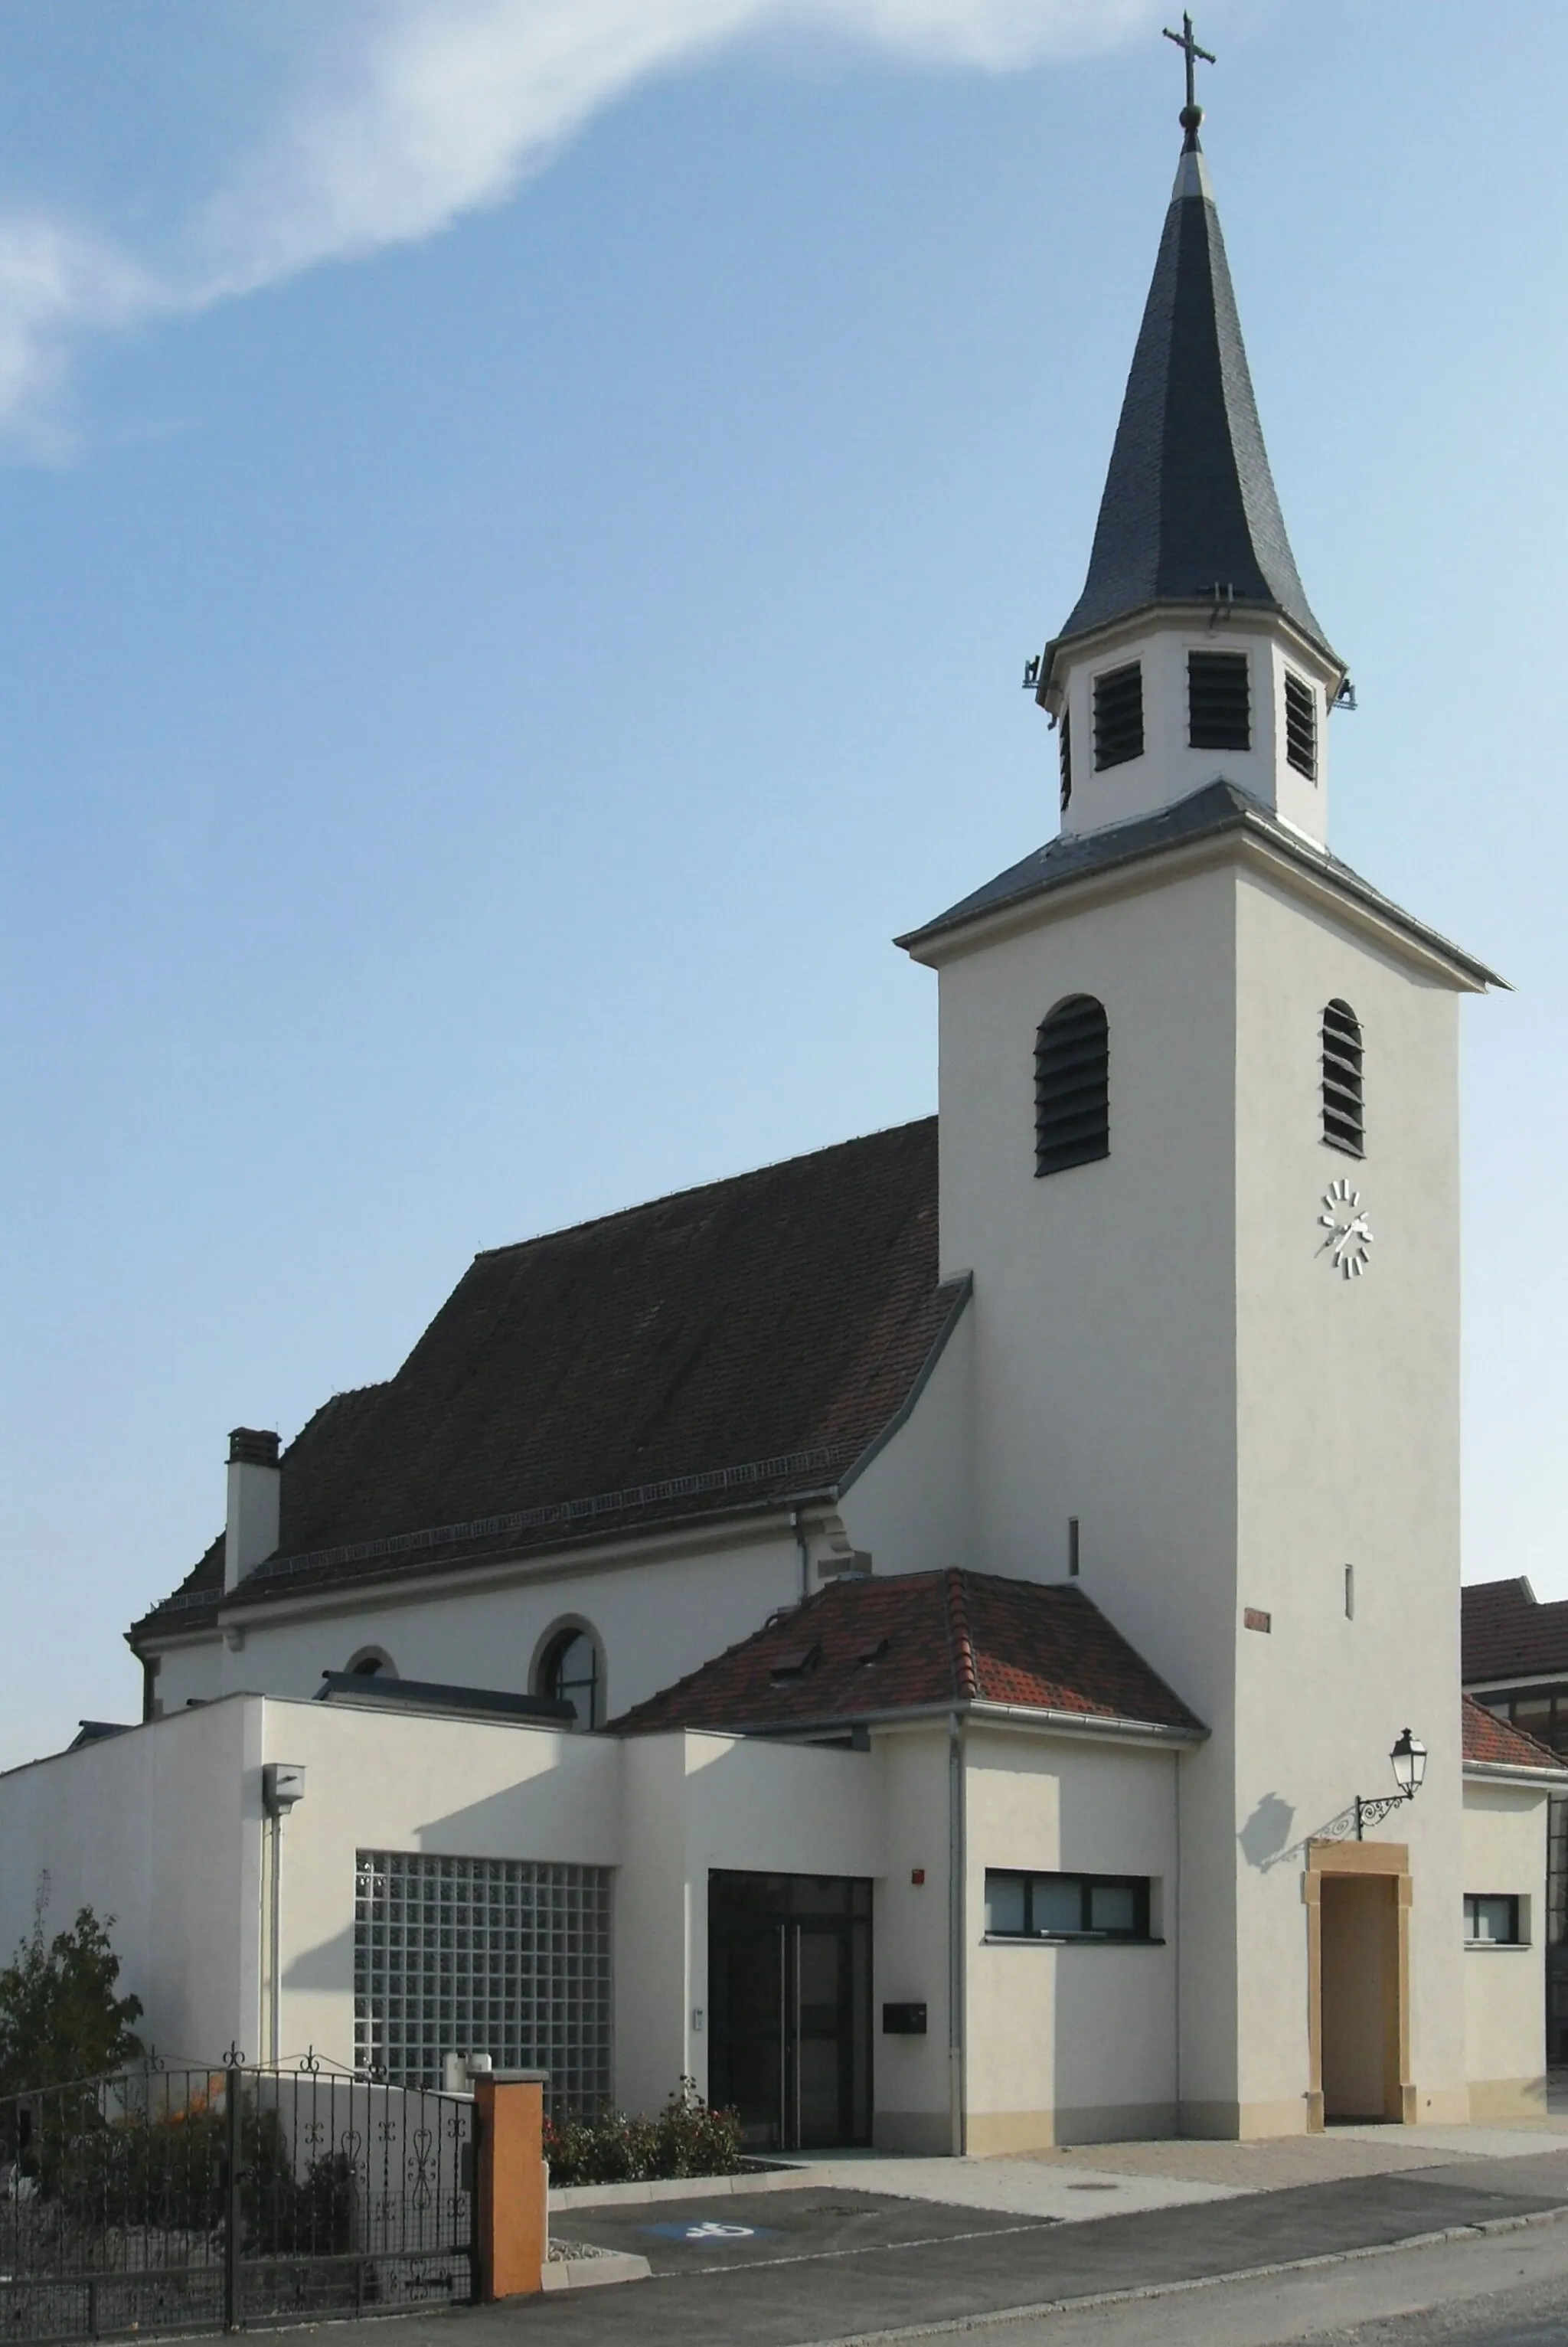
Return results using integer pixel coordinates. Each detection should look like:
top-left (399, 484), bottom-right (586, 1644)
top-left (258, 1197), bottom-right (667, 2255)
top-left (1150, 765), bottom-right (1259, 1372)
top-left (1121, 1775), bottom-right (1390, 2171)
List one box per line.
top-left (1318, 1175), bottom-right (1373, 1279)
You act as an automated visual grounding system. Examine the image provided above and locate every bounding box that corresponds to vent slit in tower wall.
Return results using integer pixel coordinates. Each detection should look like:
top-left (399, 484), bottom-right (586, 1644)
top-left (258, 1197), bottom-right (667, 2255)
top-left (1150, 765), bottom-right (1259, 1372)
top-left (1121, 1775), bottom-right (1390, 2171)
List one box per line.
top-left (1285, 672), bottom-right (1318, 779)
top-left (1036, 997), bottom-right (1110, 1177)
top-left (1059, 709), bottom-right (1073, 811)
top-left (1093, 662), bottom-right (1144, 770)
top-left (1321, 999), bottom-right (1364, 1157)
top-left (1187, 652), bottom-right (1250, 751)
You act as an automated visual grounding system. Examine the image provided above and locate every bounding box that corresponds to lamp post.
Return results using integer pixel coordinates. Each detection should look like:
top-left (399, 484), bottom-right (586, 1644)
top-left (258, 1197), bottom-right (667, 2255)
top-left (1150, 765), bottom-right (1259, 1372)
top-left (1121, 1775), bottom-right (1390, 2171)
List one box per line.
top-left (1354, 1728), bottom-right (1428, 1840)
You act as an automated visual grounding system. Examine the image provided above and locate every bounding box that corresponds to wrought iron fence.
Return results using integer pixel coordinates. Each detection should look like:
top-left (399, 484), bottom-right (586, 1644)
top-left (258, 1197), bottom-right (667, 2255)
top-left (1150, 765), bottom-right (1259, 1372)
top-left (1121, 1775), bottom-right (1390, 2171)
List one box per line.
top-left (0, 2056), bottom-right (473, 2342)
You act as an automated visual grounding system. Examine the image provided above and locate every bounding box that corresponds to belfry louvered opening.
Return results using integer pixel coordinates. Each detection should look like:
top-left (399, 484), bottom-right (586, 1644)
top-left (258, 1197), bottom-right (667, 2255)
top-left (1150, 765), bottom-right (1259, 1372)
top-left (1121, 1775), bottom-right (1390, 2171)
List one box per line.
top-left (1093, 662), bottom-right (1143, 770)
top-left (1035, 995), bottom-right (1109, 1177)
top-left (1321, 999), bottom-right (1364, 1157)
top-left (1187, 651), bottom-right (1250, 750)
top-left (1285, 672), bottom-right (1318, 779)
top-left (1058, 710), bottom-right (1073, 812)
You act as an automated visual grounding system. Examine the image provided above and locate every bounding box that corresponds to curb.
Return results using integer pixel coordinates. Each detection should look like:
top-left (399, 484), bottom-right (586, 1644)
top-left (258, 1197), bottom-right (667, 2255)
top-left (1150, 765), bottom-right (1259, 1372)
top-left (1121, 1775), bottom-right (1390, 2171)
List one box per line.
top-left (783, 2202), bottom-right (1568, 2346)
top-left (549, 2166), bottom-right (812, 2212)
top-left (540, 2251), bottom-right (653, 2293)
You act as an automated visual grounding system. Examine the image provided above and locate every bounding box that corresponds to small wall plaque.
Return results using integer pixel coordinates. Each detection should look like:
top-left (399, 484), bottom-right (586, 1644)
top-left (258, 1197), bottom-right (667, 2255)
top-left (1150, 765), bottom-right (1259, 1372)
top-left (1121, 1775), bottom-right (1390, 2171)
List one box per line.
top-left (882, 2002), bottom-right (927, 2035)
top-left (1243, 1607), bottom-right (1272, 1634)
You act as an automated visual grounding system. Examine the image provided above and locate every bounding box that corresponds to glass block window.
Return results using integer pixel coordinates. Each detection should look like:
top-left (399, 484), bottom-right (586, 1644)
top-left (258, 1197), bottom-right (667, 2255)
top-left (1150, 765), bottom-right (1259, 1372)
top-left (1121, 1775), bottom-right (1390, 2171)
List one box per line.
top-left (354, 1851), bottom-right (612, 2117)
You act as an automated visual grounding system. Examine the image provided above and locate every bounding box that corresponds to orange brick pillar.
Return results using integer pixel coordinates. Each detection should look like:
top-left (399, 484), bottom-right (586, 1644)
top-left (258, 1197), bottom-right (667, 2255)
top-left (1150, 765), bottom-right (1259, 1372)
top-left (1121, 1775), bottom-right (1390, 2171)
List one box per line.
top-left (473, 2070), bottom-right (549, 2300)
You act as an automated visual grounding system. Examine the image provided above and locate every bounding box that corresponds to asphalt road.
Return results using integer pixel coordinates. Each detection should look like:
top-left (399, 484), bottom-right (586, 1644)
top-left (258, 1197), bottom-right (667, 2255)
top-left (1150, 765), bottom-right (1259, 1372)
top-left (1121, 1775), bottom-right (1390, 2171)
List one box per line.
top-left (354, 2151), bottom-right (1568, 2347)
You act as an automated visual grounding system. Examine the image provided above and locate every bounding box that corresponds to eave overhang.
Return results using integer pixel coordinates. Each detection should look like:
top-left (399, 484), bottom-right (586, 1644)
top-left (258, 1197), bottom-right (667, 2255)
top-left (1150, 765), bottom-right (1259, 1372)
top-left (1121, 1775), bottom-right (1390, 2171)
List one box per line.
top-left (897, 786), bottom-right (1506, 996)
top-left (645, 1698), bottom-right (1207, 1750)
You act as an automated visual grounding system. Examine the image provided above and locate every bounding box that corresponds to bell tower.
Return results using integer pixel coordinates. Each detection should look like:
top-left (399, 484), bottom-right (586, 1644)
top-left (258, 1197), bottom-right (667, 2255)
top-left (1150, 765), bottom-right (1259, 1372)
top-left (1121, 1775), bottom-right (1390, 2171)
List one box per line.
top-left (1027, 29), bottom-right (1345, 848)
top-left (901, 36), bottom-right (1501, 2138)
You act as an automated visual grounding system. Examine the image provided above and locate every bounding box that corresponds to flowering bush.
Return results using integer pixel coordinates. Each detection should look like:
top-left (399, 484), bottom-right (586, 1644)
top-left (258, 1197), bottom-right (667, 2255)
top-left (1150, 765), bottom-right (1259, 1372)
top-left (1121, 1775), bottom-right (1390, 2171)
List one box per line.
top-left (541, 2078), bottom-right (743, 2187)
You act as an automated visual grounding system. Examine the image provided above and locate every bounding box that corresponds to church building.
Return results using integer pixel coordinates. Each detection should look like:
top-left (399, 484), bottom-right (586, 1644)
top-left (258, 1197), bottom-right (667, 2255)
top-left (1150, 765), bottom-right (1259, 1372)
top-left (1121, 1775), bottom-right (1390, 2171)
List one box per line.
top-left (3, 66), bottom-right (1560, 2152)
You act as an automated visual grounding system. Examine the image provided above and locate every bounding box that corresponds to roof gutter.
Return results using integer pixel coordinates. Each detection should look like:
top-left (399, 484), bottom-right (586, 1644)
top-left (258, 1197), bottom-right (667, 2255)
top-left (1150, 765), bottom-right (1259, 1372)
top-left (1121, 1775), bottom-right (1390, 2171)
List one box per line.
top-left (1463, 1759), bottom-right (1568, 1787)
top-left (658, 1698), bottom-right (1207, 1747)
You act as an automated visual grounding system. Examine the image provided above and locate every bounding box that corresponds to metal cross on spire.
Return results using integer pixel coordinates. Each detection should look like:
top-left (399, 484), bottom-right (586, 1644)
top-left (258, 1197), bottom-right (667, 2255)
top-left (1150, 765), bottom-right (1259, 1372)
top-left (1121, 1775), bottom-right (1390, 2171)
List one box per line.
top-left (1163, 11), bottom-right (1216, 148)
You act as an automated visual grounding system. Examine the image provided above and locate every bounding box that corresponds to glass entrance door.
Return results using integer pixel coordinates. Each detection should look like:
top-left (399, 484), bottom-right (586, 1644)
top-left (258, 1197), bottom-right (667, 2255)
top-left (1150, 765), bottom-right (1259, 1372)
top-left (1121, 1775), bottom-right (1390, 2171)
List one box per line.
top-left (708, 1873), bottom-right (871, 2151)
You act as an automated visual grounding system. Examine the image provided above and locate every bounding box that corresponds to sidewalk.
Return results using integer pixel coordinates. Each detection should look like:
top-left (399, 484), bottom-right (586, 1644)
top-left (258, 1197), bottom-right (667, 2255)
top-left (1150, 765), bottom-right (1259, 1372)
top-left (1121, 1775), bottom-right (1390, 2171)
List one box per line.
top-left (550, 2105), bottom-right (1568, 2231)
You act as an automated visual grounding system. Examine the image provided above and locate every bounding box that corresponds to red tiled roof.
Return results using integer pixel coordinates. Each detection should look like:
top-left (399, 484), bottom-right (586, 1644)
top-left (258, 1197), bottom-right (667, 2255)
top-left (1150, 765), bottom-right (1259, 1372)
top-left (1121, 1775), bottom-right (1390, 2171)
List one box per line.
top-left (1462, 1578), bottom-right (1568, 1684)
top-left (1462, 1691), bottom-right (1564, 1772)
top-left (607, 1567), bottom-right (1206, 1739)
top-left (133, 1121), bottom-right (965, 1633)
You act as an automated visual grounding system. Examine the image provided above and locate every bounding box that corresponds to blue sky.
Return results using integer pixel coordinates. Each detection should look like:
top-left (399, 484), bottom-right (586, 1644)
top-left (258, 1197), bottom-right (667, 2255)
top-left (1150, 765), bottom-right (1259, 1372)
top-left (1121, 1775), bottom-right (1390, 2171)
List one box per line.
top-left (3, 0), bottom-right (1566, 1770)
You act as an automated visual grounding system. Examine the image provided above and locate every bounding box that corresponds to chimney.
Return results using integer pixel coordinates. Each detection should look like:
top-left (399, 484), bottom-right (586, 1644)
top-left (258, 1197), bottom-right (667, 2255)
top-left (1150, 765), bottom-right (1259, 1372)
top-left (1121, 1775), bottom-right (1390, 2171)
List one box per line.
top-left (225, 1427), bottom-right (281, 1591)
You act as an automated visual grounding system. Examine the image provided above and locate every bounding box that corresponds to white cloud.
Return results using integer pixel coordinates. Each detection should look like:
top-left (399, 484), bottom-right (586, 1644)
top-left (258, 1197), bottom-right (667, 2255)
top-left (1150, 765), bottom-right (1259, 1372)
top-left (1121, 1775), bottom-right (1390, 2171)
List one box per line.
top-left (0, 0), bottom-right (1181, 436)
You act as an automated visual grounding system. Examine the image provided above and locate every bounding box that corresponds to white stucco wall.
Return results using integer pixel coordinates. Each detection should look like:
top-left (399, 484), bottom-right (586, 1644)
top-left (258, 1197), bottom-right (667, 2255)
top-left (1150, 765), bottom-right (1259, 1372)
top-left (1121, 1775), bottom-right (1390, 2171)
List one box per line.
top-left (873, 1726), bottom-right (956, 2153)
top-left (963, 1727), bottom-right (1181, 2151)
top-left (1054, 621), bottom-right (1338, 848)
top-left (178, 1525), bottom-right (805, 1726)
top-left (920, 832), bottom-right (1480, 2135)
top-left (1461, 1774), bottom-right (1550, 2118)
top-left (1232, 865), bottom-right (1468, 2130)
top-left (928, 855), bottom-right (1241, 2119)
top-left (0, 1701), bottom-right (262, 2064)
top-left (838, 1299), bottom-right (975, 1584)
top-left (151, 1636), bottom-right (224, 1713)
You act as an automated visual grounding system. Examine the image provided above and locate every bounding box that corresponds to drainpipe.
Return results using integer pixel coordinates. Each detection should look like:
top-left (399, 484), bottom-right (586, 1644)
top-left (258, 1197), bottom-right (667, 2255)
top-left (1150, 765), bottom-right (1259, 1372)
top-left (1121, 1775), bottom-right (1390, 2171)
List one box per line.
top-left (261, 1764), bottom-right (305, 2066)
top-left (1172, 1747), bottom-right (1182, 2133)
top-left (948, 1709), bottom-right (967, 2155)
top-left (791, 1510), bottom-right (810, 1603)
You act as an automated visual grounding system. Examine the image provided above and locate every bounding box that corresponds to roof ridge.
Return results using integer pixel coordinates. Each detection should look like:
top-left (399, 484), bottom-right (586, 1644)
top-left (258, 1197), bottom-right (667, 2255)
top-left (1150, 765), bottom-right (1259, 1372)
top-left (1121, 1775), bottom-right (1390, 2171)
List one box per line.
top-left (472, 1117), bottom-right (937, 1262)
top-left (946, 1567), bottom-right (978, 1701)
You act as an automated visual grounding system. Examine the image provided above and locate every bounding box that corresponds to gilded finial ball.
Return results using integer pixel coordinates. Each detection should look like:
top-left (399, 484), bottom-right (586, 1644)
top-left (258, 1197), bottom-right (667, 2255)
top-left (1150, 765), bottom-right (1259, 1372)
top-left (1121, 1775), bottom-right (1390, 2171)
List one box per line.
top-left (1180, 103), bottom-right (1204, 134)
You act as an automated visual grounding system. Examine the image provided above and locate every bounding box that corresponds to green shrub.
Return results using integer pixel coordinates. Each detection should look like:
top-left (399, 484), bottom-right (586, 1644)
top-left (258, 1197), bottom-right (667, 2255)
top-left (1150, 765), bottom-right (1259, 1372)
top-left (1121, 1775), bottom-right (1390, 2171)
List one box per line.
top-left (541, 2078), bottom-right (743, 2188)
top-left (0, 1898), bottom-right (143, 2099)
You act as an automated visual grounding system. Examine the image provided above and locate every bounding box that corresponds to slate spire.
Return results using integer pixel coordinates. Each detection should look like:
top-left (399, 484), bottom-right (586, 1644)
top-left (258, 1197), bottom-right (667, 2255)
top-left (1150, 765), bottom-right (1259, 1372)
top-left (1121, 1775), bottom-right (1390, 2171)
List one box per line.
top-left (1040, 121), bottom-right (1341, 693)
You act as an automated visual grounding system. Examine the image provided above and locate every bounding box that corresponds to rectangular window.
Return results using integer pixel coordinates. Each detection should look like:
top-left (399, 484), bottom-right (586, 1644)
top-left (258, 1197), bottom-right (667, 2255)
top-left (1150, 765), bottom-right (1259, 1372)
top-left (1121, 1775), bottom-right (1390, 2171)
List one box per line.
top-left (1187, 651), bottom-right (1250, 750)
top-left (1093, 662), bottom-right (1144, 770)
top-left (984, 1868), bottom-right (1152, 1941)
top-left (1285, 671), bottom-right (1318, 779)
top-left (354, 1850), bottom-right (612, 2114)
top-left (1465, 1894), bottom-right (1524, 1946)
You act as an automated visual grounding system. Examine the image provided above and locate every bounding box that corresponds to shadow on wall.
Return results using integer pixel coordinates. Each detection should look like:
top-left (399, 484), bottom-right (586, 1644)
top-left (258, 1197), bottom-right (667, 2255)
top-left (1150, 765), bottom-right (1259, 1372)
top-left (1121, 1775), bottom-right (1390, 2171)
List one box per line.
top-left (1238, 1793), bottom-right (1297, 1871)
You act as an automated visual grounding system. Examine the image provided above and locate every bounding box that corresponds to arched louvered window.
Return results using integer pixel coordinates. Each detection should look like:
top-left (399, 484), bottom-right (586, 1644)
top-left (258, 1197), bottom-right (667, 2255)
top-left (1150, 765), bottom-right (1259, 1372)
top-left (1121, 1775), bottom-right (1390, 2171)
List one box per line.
top-left (1321, 1000), bottom-right (1364, 1157)
top-left (1035, 995), bottom-right (1109, 1178)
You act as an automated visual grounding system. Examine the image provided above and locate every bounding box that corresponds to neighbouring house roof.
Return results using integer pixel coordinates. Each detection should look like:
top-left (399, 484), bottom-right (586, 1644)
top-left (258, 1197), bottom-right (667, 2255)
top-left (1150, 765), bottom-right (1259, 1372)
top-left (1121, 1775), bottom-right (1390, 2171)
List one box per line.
top-left (1039, 138), bottom-right (1340, 695)
top-left (1462, 1577), bottom-right (1568, 1685)
top-left (606, 1567), bottom-right (1207, 1741)
top-left (1462, 1690), bottom-right (1564, 1773)
top-left (131, 1120), bottom-right (965, 1639)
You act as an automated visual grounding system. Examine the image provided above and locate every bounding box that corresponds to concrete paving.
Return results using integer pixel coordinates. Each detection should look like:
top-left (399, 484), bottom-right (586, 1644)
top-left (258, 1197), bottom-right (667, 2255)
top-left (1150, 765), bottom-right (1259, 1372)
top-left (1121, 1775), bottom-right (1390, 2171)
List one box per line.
top-left (734, 2120), bottom-right (1568, 2224)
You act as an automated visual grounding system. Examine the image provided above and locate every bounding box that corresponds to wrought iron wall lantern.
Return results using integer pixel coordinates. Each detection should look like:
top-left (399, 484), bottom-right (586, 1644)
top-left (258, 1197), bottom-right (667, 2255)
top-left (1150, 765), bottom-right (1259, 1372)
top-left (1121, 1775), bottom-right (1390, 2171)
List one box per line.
top-left (1351, 1727), bottom-right (1427, 1839)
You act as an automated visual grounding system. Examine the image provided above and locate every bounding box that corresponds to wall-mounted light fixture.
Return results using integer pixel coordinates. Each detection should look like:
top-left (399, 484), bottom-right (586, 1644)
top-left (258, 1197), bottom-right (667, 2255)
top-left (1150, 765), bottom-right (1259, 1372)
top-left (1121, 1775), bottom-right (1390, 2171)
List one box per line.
top-left (1351, 1728), bottom-right (1427, 1840)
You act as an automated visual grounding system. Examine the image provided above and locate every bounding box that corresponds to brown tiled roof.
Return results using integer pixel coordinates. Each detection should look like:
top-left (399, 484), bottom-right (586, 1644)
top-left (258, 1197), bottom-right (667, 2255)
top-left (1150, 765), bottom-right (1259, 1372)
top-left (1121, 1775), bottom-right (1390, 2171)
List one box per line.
top-left (1462, 1691), bottom-right (1564, 1772)
top-left (132, 1121), bottom-right (965, 1635)
top-left (1462, 1577), bottom-right (1568, 1684)
top-left (606, 1567), bottom-right (1207, 1739)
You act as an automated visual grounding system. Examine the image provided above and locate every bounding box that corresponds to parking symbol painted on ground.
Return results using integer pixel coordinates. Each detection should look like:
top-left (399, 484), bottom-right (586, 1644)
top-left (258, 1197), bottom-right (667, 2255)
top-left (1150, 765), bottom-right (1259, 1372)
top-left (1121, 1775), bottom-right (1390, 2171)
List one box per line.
top-left (640, 2218), bottom-right (776, 2242)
